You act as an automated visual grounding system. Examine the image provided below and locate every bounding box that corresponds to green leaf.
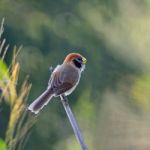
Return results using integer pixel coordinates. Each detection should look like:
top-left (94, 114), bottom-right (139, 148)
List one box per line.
top-left (0, 59), bottom-right (9, 81)
top-left (0, 139), bottom-right (7, 150)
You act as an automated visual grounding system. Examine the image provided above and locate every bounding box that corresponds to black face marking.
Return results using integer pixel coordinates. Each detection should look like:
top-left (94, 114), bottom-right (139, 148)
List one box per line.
top-left (77, 57), bottom-right (82, 62)
top-left (73, 57), bottom-right (82, 68)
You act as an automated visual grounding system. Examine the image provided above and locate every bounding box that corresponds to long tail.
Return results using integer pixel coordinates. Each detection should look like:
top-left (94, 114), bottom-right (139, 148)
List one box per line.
top-left (28, 88), bottom-right (54, 114)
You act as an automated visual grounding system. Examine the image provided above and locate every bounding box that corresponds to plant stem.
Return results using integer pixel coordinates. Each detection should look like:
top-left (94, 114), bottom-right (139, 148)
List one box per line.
top-left (60, 95), bottom-right (88, 150)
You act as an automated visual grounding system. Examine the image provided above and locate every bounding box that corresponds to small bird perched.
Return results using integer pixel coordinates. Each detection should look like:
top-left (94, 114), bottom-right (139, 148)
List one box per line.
top-left (28, 53), bottom-right (87, 114)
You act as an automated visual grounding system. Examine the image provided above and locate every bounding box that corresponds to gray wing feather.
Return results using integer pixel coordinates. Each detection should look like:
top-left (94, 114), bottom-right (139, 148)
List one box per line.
top-left (48, 64), bottom-right (79, 96)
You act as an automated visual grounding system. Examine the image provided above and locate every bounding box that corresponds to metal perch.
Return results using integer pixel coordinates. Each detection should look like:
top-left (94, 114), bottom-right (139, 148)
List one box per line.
top-left (60, 94), bottom-right (88, 150)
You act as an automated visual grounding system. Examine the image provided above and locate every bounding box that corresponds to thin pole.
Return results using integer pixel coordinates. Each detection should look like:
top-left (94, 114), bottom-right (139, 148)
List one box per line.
top-left (60, 95), bottom-right (88, 150)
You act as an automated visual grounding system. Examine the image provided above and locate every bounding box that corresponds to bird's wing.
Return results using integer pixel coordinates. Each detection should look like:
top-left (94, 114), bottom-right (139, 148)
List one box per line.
top-left (48, 65), bottom-right (60, 86)
top-left (48, 64), bottom-right (79, 96)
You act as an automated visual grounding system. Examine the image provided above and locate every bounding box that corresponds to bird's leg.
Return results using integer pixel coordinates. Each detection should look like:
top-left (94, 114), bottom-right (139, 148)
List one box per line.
top-left (61, 94), bottom-right (68, 105)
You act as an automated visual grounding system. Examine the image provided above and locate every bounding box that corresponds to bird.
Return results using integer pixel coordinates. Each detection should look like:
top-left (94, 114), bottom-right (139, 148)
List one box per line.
top-left (28, 53), bottom-right (87, 114)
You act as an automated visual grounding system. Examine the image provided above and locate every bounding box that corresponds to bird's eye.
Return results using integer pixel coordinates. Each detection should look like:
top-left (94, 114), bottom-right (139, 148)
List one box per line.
top-left (76, 57), bottom-right (82, 62)
top-left (73, 57), bottom-right (83, 68)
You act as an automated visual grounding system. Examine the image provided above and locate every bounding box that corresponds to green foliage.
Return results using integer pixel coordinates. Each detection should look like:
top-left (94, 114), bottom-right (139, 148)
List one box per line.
top-left (0, 59), bottom-right (9, 81)
top-left (131, 73), bottom-right (150, 111)
top-left (0, 139), bottom-right (7, 150)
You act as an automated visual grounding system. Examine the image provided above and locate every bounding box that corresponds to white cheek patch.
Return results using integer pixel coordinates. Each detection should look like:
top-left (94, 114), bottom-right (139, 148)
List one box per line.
top-left (81, 64), bottom-right (85, 72)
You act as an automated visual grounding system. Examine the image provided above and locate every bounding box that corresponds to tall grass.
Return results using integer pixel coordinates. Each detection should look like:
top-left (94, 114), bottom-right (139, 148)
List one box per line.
top-left (0, 19), bottom-right (35, 150)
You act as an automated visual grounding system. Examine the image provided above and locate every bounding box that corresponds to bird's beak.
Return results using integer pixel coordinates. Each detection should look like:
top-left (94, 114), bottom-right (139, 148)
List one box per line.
top-left (82, 57), bottom-right (87, 64)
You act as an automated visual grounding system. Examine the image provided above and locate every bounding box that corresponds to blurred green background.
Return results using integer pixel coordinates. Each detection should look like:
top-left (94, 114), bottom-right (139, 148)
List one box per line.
top-left (0, 0), bottom-right (150, 150)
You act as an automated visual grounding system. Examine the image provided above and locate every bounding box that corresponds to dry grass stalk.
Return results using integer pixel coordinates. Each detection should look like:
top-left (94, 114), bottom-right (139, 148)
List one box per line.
top-left (0, 19), bottom-right (36, 150)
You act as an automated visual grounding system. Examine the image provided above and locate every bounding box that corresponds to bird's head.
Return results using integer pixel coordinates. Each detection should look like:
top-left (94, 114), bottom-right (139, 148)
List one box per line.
top-left (63, 53), bottom-right (87, 70)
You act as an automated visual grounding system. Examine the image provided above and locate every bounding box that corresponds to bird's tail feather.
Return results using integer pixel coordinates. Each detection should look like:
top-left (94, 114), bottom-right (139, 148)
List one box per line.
top-left (28, 89), bottom-right (54, 114)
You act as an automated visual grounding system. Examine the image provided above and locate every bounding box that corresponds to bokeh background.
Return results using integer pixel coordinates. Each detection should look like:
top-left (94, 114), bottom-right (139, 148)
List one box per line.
top-left (0, 0), bottom-right (150, 150)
